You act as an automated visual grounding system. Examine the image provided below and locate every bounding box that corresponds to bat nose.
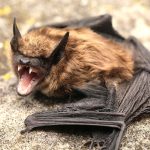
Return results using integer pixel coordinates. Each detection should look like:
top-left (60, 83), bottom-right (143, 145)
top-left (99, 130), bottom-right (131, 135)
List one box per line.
top-left (20, 58), bottom-right (30, 65)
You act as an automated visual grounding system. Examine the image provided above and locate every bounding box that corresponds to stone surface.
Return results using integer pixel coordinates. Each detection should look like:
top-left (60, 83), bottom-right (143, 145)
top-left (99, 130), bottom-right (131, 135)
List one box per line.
top-left (0, 0), bottom-right (150, 149)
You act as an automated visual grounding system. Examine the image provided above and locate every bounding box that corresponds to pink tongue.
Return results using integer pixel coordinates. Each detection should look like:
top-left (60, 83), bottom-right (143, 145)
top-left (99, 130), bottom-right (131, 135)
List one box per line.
top-left (17, 71), bottom-right (34, 95)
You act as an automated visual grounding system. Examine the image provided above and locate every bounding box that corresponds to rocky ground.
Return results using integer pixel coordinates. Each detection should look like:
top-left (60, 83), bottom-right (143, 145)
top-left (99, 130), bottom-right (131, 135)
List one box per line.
top-left (0, 0), bottom-right (150, 149)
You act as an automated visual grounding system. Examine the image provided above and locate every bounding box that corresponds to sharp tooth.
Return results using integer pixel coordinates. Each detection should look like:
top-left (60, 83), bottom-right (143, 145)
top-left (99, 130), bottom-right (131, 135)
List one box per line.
top-left (18, 65), bottom-right (22, 71)
top-left (29, 67), bottom-right (33, 74)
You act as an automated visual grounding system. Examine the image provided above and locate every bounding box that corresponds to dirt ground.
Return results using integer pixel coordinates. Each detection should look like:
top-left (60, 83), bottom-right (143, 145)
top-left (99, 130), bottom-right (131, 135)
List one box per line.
top-left (0, 0), bottom-right (150, 150)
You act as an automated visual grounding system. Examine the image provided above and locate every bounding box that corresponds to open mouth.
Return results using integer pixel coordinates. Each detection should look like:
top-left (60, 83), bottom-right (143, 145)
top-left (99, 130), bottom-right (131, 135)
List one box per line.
top-left (17, 65), bottom-right (44, 96)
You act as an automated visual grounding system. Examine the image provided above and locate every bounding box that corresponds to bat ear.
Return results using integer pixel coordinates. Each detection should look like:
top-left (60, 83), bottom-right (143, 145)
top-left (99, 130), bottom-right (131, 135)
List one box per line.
top-left (13, 17), bottom-right (22, 38)
top-left (48, 32), bottom-right (69, 65)
top-left (10, 18), bottom-right (22, 52)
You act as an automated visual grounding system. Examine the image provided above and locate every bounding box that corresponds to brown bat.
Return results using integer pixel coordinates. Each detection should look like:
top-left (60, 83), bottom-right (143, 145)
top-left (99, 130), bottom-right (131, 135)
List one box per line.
top-left (10, 18), bottom-right (133, 97)
top-left (10, 15), bottom-right (150, 150)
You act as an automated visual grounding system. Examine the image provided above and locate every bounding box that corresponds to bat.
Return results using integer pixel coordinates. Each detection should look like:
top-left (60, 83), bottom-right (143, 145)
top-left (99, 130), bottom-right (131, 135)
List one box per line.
top-left (10, 16), bottom-right (133, 97)
top-left (10, 14), bottom-right (150, 150)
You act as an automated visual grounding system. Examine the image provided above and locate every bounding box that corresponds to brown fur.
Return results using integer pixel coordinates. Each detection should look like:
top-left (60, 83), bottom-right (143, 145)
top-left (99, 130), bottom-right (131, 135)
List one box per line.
top-left (16, 27), bottom-right (134, 97)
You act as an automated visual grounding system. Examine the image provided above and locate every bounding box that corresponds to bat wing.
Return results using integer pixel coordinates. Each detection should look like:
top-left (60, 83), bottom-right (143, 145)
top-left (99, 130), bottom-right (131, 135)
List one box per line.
top-left (24, 111), bottom-right (125, 150)
top-left (30, 14), bottom-right (124, 41)
top-left (51, 14), bottom-right (124, 39)
top-left (117, 37), bottom-right (150, 125)
top-left (23, 82), bottom-right (126, 150)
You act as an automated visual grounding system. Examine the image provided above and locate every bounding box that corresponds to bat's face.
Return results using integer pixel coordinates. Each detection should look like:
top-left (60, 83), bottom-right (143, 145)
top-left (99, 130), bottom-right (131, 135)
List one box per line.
top-left (10, 19), bottom-right (69, 96)
top-left (12, 52), bottom-right (50, 96)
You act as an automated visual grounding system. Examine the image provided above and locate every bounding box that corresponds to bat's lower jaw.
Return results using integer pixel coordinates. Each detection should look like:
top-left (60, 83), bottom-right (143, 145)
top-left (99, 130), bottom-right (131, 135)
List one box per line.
top-left (17, 80), bottom-right (38, 96)
top-left (17, 74), bottom-right (43, 96)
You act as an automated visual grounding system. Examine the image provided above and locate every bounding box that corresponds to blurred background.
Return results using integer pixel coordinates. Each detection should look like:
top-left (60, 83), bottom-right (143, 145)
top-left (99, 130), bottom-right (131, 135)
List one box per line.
top-left (0, 0), bottom-right (150, 77)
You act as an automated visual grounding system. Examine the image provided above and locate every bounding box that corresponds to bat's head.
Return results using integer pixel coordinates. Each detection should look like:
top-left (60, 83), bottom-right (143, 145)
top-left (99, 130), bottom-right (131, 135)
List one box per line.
top-left (10, 18), bottom-right (69, 96)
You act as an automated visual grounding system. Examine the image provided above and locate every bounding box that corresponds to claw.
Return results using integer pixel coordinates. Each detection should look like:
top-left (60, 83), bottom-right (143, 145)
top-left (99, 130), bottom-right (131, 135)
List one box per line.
top-left (83, 139), bottom-right (106, 150)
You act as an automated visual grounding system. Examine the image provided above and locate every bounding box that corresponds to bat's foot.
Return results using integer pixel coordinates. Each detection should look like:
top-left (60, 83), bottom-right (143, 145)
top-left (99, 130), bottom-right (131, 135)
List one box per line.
top-left (84, 139), bottom-right (106, 150)
top-left (83, 128), bottom-right (119, 150)
top-left (83, 131), bottom-right (107, 150)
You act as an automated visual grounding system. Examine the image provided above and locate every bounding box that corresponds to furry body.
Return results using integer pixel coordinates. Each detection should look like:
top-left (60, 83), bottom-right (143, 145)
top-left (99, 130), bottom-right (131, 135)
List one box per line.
top-left (11, 25), bottom-right (134, 97)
